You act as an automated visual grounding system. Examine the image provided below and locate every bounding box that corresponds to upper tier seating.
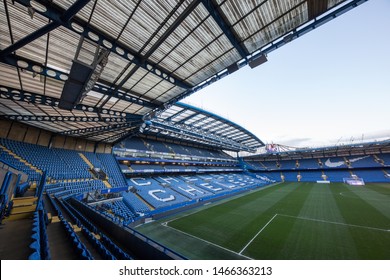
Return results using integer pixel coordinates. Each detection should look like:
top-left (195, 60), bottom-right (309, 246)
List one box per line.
top-left (260, 161), bottom-right (279, 170)
top-left (278, 160), bottom-right (297, 170)
top-left (375, 154), bottom-right (390, 166)
top-left (346, 155), bottom-right (382, 168)
top-left (296, 159), bottom-right (320, 169)
top-left (119, 137), bottom-right (232, 159)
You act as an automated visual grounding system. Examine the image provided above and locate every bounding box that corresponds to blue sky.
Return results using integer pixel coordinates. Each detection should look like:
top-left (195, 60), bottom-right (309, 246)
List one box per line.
top-left (183, 0), bottom-right (390, 149)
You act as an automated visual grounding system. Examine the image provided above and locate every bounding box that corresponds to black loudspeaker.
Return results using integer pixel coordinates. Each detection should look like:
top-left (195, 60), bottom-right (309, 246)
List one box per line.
top-left (227, 63), bottom-right (239, 74)
top-left (248, 54), bottom-right (268, 69)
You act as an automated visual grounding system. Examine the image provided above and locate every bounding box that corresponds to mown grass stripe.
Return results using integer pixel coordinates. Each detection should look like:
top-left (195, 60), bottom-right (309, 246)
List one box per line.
top-left (278, 183), bottom-right (358, 259)
top-left (331, 183), bottom-right (390, 259)
top-left (137, 182), bottom-right (390, 259)
top-left (169, 182), bottom-right (301, 253)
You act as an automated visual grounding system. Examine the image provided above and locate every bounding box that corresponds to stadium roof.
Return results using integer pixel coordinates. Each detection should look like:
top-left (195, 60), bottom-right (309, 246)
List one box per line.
top-left (244, 139), bottom-right (390, 160)
top-left (0, 0), bottom-right (366, 149)
top-left (141, 102), bottom-right (264, 152)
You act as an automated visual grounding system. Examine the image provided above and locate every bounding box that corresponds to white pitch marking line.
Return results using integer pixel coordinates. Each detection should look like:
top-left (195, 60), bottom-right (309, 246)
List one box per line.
top-left (278, 214), bottom-right (390, 233)
top-left (161, 222), bottom-right (253, 260)
top-left (165, 182), bottom-right (282, 225)
top-left (239, 214), bottom-right (278, 255)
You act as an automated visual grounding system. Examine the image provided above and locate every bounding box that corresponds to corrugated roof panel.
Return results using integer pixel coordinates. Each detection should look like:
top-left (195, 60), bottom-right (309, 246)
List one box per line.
top-left (140, 0), bottom-right (191, 56)
top-left (184, 48), bottom-right (240, 85)
top-left (100, 52), bottom-right (134, 83)
top-left (149, 4), bottom-right (209, 72)
top-left (80, 97), bottom-right (99, 107)
top-left (123, 103), bottom-right (144, 114)
top-left (0, 100), bottom-right (20, 113)
top-left (0, 104), bottom-right (15, 115)
top-left (143, 82), bottom-right (183, 102)
top-left (106, 100), bottom-right (129, 111)
top-left (159, 105), bottom-right (180, 119)
top-left (153, 88), bottom-right (184, 103)
top-left (54, 0), bottom-right (77, 10)
top-left (6, 100), bottom-right (33, 115)
top-left (85, 90), bottom-right (104, 100)
top-left (192, 117), bottom-right (214, 127)
top-left (328, 0), bottom-right (346, 9)
top-left (220, 0), bottom-right (305, 26)
top-left (75, 38), bottom-right (98, 66)
top-left (7, 3), bottom-right (48, 45)
top-left (44, 78), bottom-right (64, 98)
top-left (133, 106), bottom-right (152, 116)
top-left (159, 18), bottom-right (224, 78)
top-left (243, 4), bottom-right (308, 52)
top-left (121, 68), bottom-right (155, 94)
top-left (47, 27), bottom-right (80, 72)
top-left (67, 0), bottom-right (94, 22)
top-left (118, 1), bottom-right (163, 52)
top-left (19, 70), bottom-right (44, 94)
top-left (10, 12), bottom-right (48, 64)
top-left (0, 64), bottom-right (21, 89)
top-left (0, 2), bottom-right (12, 49)
top-left (90, 1), bottom-right (136, 40)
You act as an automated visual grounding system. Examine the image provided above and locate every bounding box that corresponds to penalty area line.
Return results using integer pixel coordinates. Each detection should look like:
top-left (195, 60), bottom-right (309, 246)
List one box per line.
top-left (239, 214), bottom-right (278, 255)
top-left (278, 214), bottom-right (390, 233)
top-left (161, 222), bottom-right (253, 260)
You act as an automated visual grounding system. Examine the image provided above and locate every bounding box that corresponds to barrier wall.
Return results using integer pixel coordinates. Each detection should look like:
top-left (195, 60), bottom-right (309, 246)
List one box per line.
top-left (70, 198), bottom-right (185, 260)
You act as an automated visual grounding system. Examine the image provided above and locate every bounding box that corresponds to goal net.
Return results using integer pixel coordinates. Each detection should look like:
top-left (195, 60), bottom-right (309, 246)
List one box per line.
top-left (343, 177), bottom-right (365, 186)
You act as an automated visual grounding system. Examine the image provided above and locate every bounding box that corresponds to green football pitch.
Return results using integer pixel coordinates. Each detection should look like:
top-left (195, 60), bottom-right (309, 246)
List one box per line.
top-left (136, 182), bottom-right (390, 259)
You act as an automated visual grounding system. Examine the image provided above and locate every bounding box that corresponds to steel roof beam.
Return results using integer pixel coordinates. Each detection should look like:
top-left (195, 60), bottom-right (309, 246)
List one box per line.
top-left (173, 112), bottom-right (198, 124)
top-left (13, 0), bottom-right (192, 90)
top-left (107, 128), bottom-right (140, 144)
top-left (0, 54), bottom-right (155, 108)
top-left (143, 1), bottom-right (201, 59)
top-left (0, 0), bottom-right (91, 58)
top-left (217, 126), bottom-right (239, 137)
top-left (150, 120), bottom-right (254, 152)
top-left (165, 107), bottom-right (187, 122)
top-left (181, 115), bottom-right (209, 126)
top-left (0, 86), bottom-right (142, 121)
top-left (61, 121), bottom-right (142, 137)
top-left (106, 1), bottom-right (199, 93)
top-left (200, 0), bottom-right (248, 59)
top-left (0, 114), bottom-right (129, 123)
